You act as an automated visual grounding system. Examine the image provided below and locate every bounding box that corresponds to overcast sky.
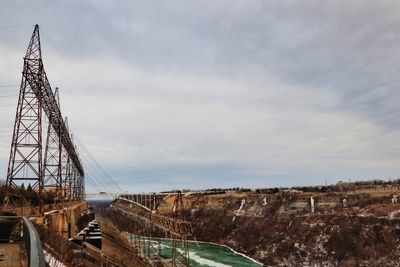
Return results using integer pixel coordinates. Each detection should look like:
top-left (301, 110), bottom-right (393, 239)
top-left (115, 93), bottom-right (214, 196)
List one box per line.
top-left (0, 1), bottom-right (400, 193)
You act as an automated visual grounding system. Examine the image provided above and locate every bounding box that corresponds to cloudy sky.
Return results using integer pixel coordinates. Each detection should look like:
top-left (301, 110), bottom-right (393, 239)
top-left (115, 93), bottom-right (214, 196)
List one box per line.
top-left (0, 1), bottom-right (399, 193)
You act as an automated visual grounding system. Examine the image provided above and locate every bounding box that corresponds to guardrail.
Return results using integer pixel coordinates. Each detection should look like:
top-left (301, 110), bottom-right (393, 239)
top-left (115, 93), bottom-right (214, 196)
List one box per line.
top-left (0, 215), bottom-right (46, 267)
top-left (22, 217), bottom-right (46, 267)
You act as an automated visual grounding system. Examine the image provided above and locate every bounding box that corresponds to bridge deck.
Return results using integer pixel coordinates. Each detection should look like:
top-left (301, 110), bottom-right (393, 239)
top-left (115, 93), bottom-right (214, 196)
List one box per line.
top-left (0, 243), bottom-right (28, 267)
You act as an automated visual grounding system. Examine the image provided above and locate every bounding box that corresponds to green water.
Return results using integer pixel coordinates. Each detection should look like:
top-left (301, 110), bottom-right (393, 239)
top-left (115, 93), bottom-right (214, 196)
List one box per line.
top-left (185, 241), bottom-right (263, 267)
top-left (127, 235), bottom-right (263, 267)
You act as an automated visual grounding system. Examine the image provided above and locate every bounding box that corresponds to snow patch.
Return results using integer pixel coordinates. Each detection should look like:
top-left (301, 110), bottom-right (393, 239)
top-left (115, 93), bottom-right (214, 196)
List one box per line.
top-left (189, 251), bottom-right (232, 267)
top-left (43, 250), bottom-right (66, 267)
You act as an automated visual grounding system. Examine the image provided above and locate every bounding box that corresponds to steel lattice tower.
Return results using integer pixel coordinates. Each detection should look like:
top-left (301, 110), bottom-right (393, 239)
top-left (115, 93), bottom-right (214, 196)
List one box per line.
top-left (43, 88), bottom-right (62, 202)
top-left (4, 25), bottom-right (85, 213)
top-left (5, 25), bottom-right (44, 210)
top-left (61, 118), bottom-right (72, 201)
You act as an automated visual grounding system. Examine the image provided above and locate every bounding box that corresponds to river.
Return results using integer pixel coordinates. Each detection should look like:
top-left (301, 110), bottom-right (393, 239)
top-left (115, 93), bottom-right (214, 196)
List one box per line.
top-left (125, 234), bottom-right (263, 267)
top-left (182, 241), bottom-right (263, 267)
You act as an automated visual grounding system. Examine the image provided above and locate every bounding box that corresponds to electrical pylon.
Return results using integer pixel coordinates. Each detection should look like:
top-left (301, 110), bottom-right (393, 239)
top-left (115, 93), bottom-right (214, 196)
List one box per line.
top-left (5, 25), bottom-right (44, 213)
top-left (61, 117), bottom-right (72, 201)
top-left (4, 25), bottom-right (85, 214)
top-left (43, 88), bottom-right (62, 204)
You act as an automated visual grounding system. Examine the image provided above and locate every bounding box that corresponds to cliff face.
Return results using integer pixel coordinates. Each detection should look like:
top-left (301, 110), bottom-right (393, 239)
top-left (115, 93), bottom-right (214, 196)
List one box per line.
top-left (158, 191), bottom-right (400, 266)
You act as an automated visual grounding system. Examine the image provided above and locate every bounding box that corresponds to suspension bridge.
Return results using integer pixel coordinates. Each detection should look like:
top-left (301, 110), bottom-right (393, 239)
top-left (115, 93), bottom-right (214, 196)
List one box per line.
top-left (0, 25), bottom-right (192, 267)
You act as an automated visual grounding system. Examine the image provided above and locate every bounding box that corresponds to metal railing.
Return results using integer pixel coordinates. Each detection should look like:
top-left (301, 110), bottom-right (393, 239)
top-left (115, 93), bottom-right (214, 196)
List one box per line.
top-left (0, 215), bottom-right (46, 267)
top-left (22, 217), bottom-right (46, 267)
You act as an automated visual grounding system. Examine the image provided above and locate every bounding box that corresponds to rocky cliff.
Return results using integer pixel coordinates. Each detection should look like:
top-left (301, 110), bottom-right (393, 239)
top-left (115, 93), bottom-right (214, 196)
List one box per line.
top-left (157, 190), bottom-right (400, 266)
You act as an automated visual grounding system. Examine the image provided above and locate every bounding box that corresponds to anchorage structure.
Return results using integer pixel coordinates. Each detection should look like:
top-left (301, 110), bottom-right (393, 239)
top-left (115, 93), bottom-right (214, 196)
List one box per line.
top-left (5, 25), bottom-right (84, 213)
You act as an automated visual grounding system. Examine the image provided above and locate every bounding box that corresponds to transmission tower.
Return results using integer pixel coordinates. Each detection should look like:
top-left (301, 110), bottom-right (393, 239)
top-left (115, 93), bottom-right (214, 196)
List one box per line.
top-left (43, 88), bottom-right (62, 203)
top-left (4, 25), bottom-right (84, 214)
top-left (5, 25), bottom-right (44, 212)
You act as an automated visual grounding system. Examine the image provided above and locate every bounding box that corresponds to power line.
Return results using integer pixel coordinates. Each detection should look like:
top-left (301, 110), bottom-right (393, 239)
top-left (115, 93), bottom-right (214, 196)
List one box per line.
top-left (84, 170), bottom-right (103, 193)
top-left (75, 143), bottom-right (121, 193)
top-left (80, 152), bottom-right (121, 193)
top-left (74, 136), bottom-right (124, 193)
top-left (78, 142), bottom-right (123, 191)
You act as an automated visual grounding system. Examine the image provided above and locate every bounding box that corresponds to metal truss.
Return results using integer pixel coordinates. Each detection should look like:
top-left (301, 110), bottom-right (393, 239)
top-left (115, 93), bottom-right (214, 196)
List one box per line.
top-left (5, 25), bottom-right (84, 212)
top-left (5, 26), bottom-right (44, 210)
top-left (113, 197), bottom-right (191, 237)
top-left (119, 193), bottom-right (165, 212)
top-left (111, 195), bottom-right (191, 266)
top-left (43, 88), bottom-right (62, 201)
